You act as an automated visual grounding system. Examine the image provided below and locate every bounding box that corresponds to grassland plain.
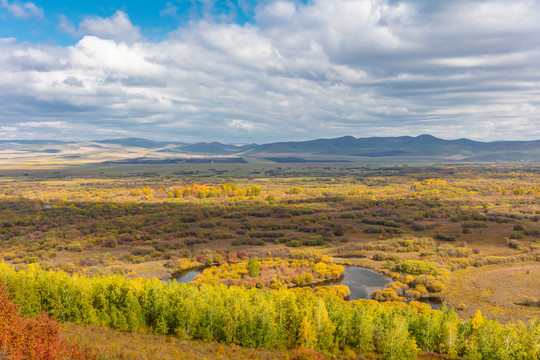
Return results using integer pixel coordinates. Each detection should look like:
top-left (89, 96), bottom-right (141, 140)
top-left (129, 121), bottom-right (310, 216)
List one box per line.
top-left (0, 162), bottom-right (539, 358)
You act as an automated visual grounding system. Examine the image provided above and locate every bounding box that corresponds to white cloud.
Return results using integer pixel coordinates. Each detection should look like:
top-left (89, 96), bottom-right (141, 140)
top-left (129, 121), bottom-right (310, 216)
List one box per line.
top-left (430, 51), bottom-right (534, 68)
top-left (0, 126), bottom-right (17, 132)
top-left (228, 119), bottom-right (256, 131)
top-left (78, 10), bottom-right (142, 43)
top-left (256, 1), bottom-right (296, 23)
top-left (19, 121), bottom-right (65, 128)
top-left (70, 36), bottom-right (165, 77)
top-left (57, 11), bottom-right (142, 43)
top-left (0, 0), bottom-right (43, 19)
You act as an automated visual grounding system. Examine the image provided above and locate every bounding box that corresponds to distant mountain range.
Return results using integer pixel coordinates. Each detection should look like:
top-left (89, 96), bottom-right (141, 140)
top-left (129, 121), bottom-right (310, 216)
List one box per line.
top-left (0, 135), bottom-right (539, 163)
top-left (243, 135), bottom-right (540, 161)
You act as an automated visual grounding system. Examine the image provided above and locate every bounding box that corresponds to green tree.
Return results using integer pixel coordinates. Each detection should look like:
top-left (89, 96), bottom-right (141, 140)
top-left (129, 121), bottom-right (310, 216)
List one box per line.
top-left (247, 259), bottom-right (261, 277)
top-left (377, 315), bottom-right (418, 360)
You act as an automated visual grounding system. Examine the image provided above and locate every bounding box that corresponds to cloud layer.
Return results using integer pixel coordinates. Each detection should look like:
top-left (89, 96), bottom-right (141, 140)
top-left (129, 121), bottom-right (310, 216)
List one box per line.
top-left (1, 0), bottom-right (539, 142)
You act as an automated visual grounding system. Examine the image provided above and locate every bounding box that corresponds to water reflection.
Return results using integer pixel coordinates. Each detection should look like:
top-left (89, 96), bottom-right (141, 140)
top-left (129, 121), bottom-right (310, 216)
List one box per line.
top-left (166, 268), bottom-right (203, 283)
top-left (418, 297), bottom-right (443, 309)
top-left (332, 265), bottom-right (391, 300)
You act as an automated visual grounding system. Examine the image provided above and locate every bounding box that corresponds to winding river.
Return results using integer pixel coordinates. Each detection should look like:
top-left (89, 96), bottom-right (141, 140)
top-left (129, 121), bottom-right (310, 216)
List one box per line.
top-left (170, 265), bottom-right (441, 308)
top-left (171, 265), bottom-right (390, 300)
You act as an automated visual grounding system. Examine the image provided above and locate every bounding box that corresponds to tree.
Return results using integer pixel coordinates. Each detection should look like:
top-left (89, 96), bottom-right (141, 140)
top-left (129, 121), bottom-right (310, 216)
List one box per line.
top-left (247, 259), bottom-right (261, 278)
top-left (298, 317), bottom-right (317, 349)
top-left (377, 315), bottom-right (418, 360)
top-left (313, 298), bottom-right (336, 351)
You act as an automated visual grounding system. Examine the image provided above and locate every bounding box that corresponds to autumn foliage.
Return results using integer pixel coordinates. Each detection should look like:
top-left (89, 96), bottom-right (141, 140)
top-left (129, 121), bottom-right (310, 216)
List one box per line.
top-left (0, 286), bottom-right (93, 360)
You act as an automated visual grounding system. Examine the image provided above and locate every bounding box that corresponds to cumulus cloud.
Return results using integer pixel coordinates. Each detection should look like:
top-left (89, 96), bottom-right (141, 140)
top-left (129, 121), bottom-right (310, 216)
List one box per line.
top-left (59, 10), bottom-right (142, 43)
top-left (1, 0), bottom-right (540, 142)
top-left (0, 0), bottom-right (43, 19)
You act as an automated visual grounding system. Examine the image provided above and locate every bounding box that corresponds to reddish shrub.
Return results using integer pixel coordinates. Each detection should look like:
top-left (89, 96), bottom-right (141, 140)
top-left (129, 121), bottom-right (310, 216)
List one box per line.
top-left (0, 286), bottom-right (94, 360)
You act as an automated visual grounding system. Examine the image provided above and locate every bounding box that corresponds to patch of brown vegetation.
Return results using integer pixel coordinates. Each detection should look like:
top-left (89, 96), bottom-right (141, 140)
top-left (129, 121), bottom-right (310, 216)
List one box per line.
top-left (442, 263), bottom-right (540, 322)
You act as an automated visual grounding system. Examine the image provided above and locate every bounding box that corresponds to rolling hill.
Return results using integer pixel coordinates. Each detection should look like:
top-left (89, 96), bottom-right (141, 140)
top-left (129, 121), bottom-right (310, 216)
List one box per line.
top-left (0, 135), bottom-right (538, 165)
top-left (243, 135), bottom-right (540, 161)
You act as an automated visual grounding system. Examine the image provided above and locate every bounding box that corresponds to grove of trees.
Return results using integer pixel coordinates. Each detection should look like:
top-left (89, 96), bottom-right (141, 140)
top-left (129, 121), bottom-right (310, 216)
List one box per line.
top-left (1, 263), bottom-right (539, 359)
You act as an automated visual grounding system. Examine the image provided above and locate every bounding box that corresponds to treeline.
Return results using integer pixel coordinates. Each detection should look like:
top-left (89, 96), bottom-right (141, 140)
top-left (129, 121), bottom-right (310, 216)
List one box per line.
top-left (1, 263), bottom-right (539, 359)
top-left (130, 183), bottom-right (262, 199)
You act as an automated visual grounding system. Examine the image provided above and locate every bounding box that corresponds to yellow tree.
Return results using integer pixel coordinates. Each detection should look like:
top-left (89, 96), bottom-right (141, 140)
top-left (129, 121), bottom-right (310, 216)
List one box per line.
top-left (297, 316), bottom-right (317, 350)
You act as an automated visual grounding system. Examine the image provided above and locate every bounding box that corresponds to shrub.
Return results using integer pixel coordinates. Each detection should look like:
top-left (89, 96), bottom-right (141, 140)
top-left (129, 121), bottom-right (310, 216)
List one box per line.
top-left (131, 246), bottom-right (156, 255)
top-left (507, 238), bottom-right (522, 249)
top-left (0, 286), bottom-right (94, 359)
top-left (433, 233), bottom-right (456, 242)
top-left (65, 242), bottom-right (83, 252)
top-left (393, 260), bottom-right (436, 275)
top-left (232, 239), bottom-right (265, 246)
top-left (411, 223), bottom-right (425, 231)
top-left (247, 259), bottom-right (261, 277)
top-left (411, 275), bottom-right (445, 293)
top-left (286, 186), bottom-right (303, 194)
top-left (371, 288), bottom-right (406, 302)
top-left (509, 232), bottom-right (523, 240)
top-left (461, 222), bottom-right (488, 229)
top-left (519, 296), bottom-right (540, 307)
top-left (103, 238), bottom-right (118, 248)
top-left (199, 221), bottom-right (215, 228)
top-left (364, 227), bottom-right (382, 234)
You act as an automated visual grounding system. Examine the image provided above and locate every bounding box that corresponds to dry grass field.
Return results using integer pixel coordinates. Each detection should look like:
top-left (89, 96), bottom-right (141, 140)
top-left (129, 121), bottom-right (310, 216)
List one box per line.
top-left (62, 323), bottom-right (451, 360)
top-left (443, 263), bottom-right (540, 322)
top-left (62, 323), bottom-right (290, 360)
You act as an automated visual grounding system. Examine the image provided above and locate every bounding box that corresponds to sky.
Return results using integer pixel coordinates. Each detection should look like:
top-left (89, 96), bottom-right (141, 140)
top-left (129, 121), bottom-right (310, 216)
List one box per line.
top-left (1, 0), bottom-right (539, 143)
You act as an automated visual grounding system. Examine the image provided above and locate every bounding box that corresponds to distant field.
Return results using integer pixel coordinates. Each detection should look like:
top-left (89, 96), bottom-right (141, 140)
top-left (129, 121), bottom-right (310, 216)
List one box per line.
top-left (444, 263), bottom-right (540, 322)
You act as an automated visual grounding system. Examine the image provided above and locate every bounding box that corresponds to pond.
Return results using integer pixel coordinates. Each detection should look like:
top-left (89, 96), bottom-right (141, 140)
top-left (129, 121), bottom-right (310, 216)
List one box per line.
top-left (330, 266), bottom-right (442, 308)
top-left (166, 268), bottom-right (203, 283)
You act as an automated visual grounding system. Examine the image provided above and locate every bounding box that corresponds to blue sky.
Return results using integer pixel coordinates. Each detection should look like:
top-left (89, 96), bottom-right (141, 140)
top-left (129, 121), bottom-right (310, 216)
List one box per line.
top-left (1, 0), bottom-right (539, 142)
top-left (0, 0), bottom-right (260, 44)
